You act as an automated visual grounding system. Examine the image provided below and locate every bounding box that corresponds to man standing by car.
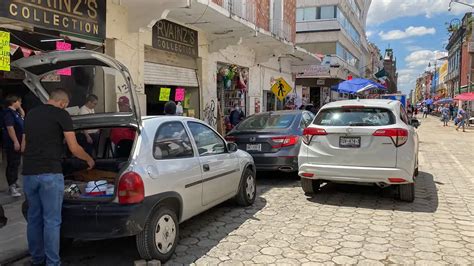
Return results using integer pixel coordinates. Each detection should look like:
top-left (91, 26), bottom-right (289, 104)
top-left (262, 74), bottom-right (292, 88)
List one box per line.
top-left (22, 88), bottom-right (94, 266)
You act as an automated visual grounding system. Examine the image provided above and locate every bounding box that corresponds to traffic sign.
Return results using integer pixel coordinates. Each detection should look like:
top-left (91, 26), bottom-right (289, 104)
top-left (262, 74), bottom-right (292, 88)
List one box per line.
top-left (271, 78), bottom-right (292, 101)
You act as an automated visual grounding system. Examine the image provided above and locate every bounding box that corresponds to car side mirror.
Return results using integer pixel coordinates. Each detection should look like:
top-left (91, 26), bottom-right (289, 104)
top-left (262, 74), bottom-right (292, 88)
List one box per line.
top-left (410, 118), bottom-right (420, 128)
top-left (227, 142), bottom-right (238, 153)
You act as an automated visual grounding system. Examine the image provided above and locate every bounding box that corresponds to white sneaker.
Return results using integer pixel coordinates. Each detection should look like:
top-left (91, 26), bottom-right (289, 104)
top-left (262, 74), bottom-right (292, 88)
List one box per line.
top-left (9, 186), bottom-right (21, 197)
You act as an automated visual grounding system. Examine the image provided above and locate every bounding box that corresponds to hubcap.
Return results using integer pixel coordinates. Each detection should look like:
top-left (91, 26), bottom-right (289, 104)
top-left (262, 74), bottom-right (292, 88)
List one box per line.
top-left (245, 175), bottom-right (255, 200)
top-left (155, 214), bottom-right (176, 254)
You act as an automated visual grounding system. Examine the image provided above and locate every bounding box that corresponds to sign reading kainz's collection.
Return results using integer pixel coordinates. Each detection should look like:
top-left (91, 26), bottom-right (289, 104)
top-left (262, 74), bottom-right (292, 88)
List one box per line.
top-left (0, 0), bottom-right (106, 40)
top-left (152, 20), bottom-right (198, 58)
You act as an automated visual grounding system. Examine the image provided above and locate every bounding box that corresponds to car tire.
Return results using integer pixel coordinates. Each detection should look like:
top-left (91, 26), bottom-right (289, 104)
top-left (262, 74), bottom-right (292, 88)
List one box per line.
top-left (136, 206), bottom-right (179, 262)
top-left (301, 178), bottom-right (320, 194)
top-left (398, 183), bottom-right (415, 202)
top-left (235, 168), bottom-right (257, 206)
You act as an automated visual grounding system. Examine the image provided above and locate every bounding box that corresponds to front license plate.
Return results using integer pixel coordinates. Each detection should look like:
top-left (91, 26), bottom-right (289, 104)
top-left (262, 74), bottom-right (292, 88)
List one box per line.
top-left (339, 137), bottom-right (361, 148)
top-left (246, 144), bottom-right (262, 151)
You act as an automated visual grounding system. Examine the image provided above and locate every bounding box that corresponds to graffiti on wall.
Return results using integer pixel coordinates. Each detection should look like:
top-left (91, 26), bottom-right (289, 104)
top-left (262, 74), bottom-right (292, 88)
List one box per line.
top-left (203, 100), bottom-right (217, 127)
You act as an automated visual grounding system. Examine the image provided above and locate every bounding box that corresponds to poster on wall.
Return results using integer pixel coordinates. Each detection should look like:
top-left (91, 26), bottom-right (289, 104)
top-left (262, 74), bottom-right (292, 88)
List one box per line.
top-left (56, 42), bottom-right (71, 76)
top-left (0, 31), bottom-right (10, 71)
top-left (175, 88), bottom-right (185, 102)
top-left (159, 88), bottom-right (171, 101)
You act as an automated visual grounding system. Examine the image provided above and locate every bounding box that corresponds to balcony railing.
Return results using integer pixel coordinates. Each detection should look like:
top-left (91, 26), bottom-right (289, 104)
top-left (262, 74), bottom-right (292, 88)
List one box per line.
top-left (223, 0), bottom-right (257, 25)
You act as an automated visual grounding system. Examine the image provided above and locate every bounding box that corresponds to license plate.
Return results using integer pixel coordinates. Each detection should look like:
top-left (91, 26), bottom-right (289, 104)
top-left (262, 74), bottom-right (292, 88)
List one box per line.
top-left (246, 144), bottom-right (262, 151)
top-left (339, 137), bottom-right (361, 148)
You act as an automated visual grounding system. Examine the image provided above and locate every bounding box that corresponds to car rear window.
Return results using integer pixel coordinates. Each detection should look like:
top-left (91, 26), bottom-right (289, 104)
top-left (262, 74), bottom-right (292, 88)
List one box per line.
top-left (237, 113), bottom-right (296, 130)
top-left (314, 107), bottom-right (396, 126)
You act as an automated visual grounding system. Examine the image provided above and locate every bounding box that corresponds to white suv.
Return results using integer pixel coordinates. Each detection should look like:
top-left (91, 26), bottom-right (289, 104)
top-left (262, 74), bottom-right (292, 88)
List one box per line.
top-left (298, 99), bottom-right (419, 202)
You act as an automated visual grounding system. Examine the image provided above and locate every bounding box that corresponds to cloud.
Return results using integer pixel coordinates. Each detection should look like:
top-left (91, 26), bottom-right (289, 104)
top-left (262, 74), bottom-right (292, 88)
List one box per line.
top-left (368, 0), bottom-right (472, 25)
top-left (379, 26), bottom-right (436, 40)
top-left (366, 31), bottom-right (374, 38)
top-left (396, 49), bottom-right (448, 94)
top-left (405, 49), bottom-right (447, 69)
top-left (406, 45), bottom-right (424, 52)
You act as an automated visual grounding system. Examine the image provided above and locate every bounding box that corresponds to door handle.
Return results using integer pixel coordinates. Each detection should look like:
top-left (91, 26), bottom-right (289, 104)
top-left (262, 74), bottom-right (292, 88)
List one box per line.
top-left (203, 164), bottom-right (210, 172)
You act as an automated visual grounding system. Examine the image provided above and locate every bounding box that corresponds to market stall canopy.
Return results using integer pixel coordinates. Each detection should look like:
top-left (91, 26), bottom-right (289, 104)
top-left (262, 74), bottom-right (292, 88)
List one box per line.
top-left (454, 92), bottom-right (474, 101)
top-left (331, 78), bottom-right (386, 95)
top-left (434, 98), bottom-right (453, 104)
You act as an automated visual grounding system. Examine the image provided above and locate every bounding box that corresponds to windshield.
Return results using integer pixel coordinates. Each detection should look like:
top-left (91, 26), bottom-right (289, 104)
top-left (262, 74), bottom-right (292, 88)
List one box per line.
top-left (237, 113), bottom-right (296, 130)
top-left (314, 107), bottom-right (396, 127)
top-left (36, 65), bottom-right (133, 116)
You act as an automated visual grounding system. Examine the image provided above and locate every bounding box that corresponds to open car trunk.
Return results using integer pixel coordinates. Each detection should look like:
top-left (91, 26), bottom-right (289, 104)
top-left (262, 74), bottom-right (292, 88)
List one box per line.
top-left (62, 126), bottom-right (137, 202)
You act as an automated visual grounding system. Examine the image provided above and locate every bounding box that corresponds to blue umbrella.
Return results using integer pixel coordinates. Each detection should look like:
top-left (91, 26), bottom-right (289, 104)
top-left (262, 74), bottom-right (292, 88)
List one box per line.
top-left (435, 98), bottom-right (453, 104)
top-left (333, 78), bottom-right (386, 95)
top-left (423, 99), bottom-right (434, 105)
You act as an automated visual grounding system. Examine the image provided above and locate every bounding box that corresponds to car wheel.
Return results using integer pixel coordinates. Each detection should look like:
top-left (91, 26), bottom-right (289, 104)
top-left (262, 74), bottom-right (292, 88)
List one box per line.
top-left (398, 183), bottom-right (415, 202)
top-left (301, 178), bottom-right (320, 194)
top-left (235, 168), bottom-right (257, 206)
top-left (136, 206), bottom-right (179, 262)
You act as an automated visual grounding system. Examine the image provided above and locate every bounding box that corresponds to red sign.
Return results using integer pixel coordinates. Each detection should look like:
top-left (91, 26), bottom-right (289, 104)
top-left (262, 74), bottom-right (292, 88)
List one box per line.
top-left (56, 42), bottom-right (71, 76)
top-left (347, 75), bottom-right (353, 80)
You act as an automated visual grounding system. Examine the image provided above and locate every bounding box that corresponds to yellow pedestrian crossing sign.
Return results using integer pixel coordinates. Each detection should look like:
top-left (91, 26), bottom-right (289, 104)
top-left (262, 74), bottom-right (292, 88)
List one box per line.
top-left (271, 78), bottom-right (292, 101)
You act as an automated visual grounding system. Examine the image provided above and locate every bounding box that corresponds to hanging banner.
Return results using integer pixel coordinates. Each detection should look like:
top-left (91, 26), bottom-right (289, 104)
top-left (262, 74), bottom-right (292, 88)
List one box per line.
top-left (159, 88), bottom-right (171, 102)
top-left (175, 88), bottom-right (185, 102)
top-left (10, 43), bottom-right (19, 55)
top-left (20, 47), bottom-right (32, 58)
top-left (0, 31), bottom-right (10, 71)
top-left (56, 41), bottom-right (71, 76)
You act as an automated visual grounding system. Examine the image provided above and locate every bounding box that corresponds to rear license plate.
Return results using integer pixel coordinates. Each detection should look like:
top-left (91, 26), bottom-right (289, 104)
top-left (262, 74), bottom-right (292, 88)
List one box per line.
top-left (339, 137), bottom-right (361, 148)
top-left (246, 144), bottom-right (262, 151)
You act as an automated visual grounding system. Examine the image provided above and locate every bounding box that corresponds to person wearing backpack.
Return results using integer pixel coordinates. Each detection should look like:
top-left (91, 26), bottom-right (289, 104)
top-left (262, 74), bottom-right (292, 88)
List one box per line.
top-left (2, 95), bottom-right (25, 197)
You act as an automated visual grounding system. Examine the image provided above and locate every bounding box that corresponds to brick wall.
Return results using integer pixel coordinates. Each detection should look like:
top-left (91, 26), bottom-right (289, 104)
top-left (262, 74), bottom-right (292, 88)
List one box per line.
top-left (283, 0), bottom-right (296, 42)
top-left (460, 41), bottom-right (470, 87)
top-left (256, 0), bottom-right (270, 31)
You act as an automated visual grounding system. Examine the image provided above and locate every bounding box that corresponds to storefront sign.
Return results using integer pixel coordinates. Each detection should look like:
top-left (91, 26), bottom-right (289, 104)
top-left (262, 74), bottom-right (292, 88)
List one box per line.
top-left (56, 41), bottom-right (71, 75)
top-left (271, 78), bottom-right (293, 101)
top-left (175, 87), bottom-right (185, 102)
top-left (0, 31), bottom-right (10, 71)
top-left (159, 87), bottom-right (171, 102)
top-left (152, 20), bottom-right (198, 58)
top-left (295, 65), bottom-right (330, 78)
top-left (0, 0), bottom-right (106, 40)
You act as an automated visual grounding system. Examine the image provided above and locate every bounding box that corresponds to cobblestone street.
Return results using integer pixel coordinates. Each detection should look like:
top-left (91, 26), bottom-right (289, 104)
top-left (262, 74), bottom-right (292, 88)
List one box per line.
top-left (10, 116), bottom-right (474, 265)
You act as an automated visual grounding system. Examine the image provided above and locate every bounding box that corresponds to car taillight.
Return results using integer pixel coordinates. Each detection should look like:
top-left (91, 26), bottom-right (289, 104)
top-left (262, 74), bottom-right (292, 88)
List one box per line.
top-left (272, 135), bottom-right (299, 148)
top-left (118, 172), bottom-right (144, 204)
top-left (373, 128), bottom-right (409, 147)
top-left (302, 128), bottom-right (327, 145)
top-left (225, 136), bottom-right (236, 143)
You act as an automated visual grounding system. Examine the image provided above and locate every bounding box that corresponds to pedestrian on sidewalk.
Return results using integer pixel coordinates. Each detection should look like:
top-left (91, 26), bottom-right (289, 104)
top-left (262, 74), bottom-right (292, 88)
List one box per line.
top-left (441, 104), bottom-right (450, 127)
top-left (22, 88), bottom-right (95, 266)
top-left (422, 105), bottom-right (428, 118)
top-left (2, 95), bottom-right (25, 197)
top-left (456, 106), bottom-right (467, 132)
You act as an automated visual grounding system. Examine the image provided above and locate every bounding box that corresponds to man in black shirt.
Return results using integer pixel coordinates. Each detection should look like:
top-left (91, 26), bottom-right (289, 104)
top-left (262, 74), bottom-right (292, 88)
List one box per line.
top-left (23, 88), bottom-right (94, 266)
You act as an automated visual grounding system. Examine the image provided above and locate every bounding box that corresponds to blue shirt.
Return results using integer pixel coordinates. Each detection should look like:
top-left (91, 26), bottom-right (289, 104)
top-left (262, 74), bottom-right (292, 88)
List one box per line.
top-left (2, 108), bottom-right (24, 148)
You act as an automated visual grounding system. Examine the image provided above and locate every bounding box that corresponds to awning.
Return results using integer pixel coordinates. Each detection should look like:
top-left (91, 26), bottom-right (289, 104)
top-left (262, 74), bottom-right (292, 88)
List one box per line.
top-left (454, 92), bottom-right (474, 101)
top-left (331, 78), bottom-right (386, 95)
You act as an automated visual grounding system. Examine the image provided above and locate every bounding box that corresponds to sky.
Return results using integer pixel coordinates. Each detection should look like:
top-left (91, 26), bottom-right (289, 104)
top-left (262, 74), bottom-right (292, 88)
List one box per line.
top-left (366, 0), bottom-right (473, 95)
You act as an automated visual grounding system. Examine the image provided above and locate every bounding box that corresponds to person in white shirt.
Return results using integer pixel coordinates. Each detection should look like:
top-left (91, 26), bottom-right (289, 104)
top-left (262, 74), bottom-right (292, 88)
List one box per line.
top-left (79, 94), bottom-right (100, 156)
top-left (176, 102), bottom-right (184, 116)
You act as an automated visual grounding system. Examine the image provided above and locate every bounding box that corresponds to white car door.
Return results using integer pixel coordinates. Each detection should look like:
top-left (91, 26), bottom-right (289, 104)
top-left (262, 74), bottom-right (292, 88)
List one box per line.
top-left (187, 121), bottom-right (240, 206)
top-left (148, 121), bottom-right (203, 218)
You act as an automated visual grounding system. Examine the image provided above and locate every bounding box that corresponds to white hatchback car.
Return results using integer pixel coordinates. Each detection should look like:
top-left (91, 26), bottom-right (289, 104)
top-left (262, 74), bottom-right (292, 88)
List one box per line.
top-left (14, 50), bottom-right (256, 262)
top-left (298, 99), bottom-right (419, 202)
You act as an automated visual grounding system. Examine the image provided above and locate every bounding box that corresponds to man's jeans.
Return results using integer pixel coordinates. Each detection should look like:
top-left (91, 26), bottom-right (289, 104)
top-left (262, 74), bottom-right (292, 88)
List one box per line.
top-left (23, 174), bottom-right (64, 266)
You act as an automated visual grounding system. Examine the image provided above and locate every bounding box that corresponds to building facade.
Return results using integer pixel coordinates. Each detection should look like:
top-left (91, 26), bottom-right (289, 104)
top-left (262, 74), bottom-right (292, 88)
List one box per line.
top-left (294, 0), bottom-right (372, 107)
top-left (382, 48), bottom-right (398, 93)
top-left (1, 0), bottom-right (320, 133)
